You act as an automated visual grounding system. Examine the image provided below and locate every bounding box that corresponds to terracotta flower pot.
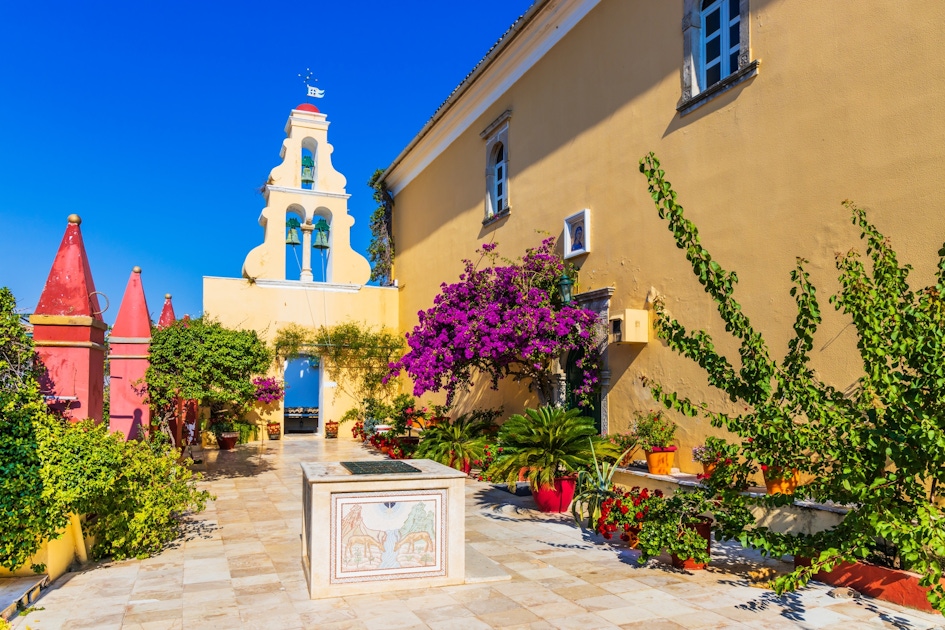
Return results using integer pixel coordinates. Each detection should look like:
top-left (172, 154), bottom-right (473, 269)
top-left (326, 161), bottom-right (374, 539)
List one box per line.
top-left (764, 468), bottom-right (800, 495)
top-left (670, 517), bottom-right (712, 570)
top-left (701, 461), bottom-right (717, 478)
top-left (324, 420), bottom-right (339, 439)
top-left (531, 477), bottom-right (577, 513)
top-left (645, 447), bottom-right (677, 475)
top-left (216, 431), bottom-right (239, 450)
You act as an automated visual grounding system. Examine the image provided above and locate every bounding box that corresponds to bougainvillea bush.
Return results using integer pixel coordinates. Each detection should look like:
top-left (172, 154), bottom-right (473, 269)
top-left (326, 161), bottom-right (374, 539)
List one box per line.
top-left (252, 376), bottom-right (285, 404)
top-left (388, 238), bottom-right (602, 405)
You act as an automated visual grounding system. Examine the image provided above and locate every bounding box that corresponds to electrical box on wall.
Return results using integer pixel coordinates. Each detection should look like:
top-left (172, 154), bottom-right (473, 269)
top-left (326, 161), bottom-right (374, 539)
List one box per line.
top-left (610, 309), bottom-right (649, 344)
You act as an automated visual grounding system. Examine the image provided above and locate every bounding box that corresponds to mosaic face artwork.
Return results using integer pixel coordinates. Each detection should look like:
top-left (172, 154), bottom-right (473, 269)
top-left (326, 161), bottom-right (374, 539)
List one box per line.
top-left (331, 490), bottom-right (446, 583)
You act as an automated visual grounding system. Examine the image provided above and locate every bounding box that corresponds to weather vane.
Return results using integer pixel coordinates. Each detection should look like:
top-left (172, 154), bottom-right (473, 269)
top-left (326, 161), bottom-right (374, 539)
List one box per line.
top-left (298, 68), bottom-right (325, 99)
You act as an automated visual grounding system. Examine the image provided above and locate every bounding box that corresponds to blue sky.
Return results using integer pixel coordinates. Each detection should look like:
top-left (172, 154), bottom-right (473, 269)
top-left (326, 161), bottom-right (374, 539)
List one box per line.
top-left (0, 1), bottom-right (533, 323)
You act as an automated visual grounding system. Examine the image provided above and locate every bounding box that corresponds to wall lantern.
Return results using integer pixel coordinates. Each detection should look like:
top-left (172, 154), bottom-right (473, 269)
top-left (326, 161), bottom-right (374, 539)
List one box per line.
top-left (557, 273), bottom-right (574, 305)
top-left (312, 218), bottom-right (331, 250)
top-left (286, 218), bottom-right (301, 246)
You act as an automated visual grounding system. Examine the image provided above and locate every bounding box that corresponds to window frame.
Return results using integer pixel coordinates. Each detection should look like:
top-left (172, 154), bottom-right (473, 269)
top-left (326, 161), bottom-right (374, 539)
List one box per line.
top-left (481, 110), bottom-right (512, 224)
top-left (679, 0), bottom-right (758, 115)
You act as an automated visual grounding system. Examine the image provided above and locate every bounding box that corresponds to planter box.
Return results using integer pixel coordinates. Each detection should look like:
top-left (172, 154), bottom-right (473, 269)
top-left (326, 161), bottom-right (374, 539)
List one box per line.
top-left (217, 431), bottom-right (239, 450)
top-left (796, 556), bottom-right (942, 612)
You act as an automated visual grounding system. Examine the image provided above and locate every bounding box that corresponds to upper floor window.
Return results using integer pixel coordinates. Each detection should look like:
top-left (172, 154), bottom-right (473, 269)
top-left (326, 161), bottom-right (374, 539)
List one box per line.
top-left (701, 0), bottom-right (740, 88)
top-left (481, 109), bottom-right (511, 223)
top-left (679, 0), bottom-right (758, 115)
top-left (492, 144), bottom-right (507, 216)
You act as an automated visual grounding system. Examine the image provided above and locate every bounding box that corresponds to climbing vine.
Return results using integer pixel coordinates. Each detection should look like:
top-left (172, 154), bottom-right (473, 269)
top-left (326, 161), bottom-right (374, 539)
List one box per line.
top-left (368, 168), bottom-right (395, 286)
top-left (274, 321), bottom-right (404, 407)
top-left (640, 153), bottom-right (945, 613)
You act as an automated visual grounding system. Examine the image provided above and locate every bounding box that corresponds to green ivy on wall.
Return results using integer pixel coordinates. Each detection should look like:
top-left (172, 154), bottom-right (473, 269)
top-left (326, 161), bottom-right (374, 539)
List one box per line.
top-left (640, 153), bottom-right (945, 613)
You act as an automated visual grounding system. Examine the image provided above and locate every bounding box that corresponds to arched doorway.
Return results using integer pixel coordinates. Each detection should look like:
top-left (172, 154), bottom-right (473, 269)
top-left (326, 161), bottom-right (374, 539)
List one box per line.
top-left (283, 356), bottom-right (320, 433)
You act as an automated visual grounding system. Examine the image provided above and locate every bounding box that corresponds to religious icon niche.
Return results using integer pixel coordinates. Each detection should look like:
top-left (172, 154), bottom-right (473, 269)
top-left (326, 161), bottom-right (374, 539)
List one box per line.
top-left (564, 209), bottom-right (590, 259)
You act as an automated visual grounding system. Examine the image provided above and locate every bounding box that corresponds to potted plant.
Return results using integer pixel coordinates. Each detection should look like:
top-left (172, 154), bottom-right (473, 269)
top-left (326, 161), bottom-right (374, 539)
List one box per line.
top-left (414, 412), bottom-right (492, 473)
top-left (491, 406), bottom-right (619, 513)
top-left (761, 464), bottom-right (800, 495)
top-left (210, 419), bottom-right (240, 450)
top-left (324, 419), bottom-right (339, 439)
top-left (266, 421), bottom-right (281, 440)
top-left (597, 486), bottom-right (665, 548)
top-left (691, 436), bottom-right (729, 478)
top-left (572, 438), bottom-right (638, 529)
top-left (636, 489), bottom-right (716, 570)
top-left (631, 410), bottom-right (677, 475)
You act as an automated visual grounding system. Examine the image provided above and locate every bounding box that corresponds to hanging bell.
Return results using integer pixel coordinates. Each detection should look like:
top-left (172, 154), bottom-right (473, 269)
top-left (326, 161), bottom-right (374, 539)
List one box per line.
top-left (312, 230), bottom-right (330, 249)
top-left (312, 218), bottom-right (330, 250)
top-left (301, 156), bottom-right (315, 187)
top-left (285, 218), bottom-right (301, 246)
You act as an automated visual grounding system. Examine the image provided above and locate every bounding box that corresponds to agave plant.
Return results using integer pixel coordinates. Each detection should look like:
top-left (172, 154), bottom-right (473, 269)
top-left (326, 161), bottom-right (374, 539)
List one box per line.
top-left (414, 412), bottom-right (491, 471)
top-left (571, 438), bottom-right (637, 529)
top-left (490, 406), bottom-right (619, 491)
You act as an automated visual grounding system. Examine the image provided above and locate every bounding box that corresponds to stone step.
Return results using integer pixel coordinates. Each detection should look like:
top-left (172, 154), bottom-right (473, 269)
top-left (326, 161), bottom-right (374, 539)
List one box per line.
top-left (0, 575), bottom-right (48, 621)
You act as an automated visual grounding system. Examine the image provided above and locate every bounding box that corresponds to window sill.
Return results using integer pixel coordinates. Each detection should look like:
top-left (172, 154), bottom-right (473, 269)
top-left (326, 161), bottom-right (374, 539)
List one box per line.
top-left (482, 207), bottom-right (510, 226)
top-left (677, 59), bottom-right (760, 116)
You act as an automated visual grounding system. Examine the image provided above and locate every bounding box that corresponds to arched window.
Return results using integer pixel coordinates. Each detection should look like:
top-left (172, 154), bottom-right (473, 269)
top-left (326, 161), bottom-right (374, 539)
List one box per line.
top-left (482, 111), bottom-right (511, 222)
top-left (701, 0), bottom-right (740, 89)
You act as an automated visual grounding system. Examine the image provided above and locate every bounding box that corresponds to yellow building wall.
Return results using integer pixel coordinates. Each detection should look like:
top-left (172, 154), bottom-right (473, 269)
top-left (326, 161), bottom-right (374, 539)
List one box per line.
top-left (0, 515), bottom-right (89, 581)
top-left (203, 277), bottom-right (399, 430)
top-left (388, 0), bottom-right (945, 472)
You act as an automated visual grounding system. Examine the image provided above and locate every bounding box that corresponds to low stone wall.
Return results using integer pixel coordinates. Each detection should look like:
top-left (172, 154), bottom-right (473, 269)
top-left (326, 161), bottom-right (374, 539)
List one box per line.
top-left (612, 468), bottom-right (847, 536)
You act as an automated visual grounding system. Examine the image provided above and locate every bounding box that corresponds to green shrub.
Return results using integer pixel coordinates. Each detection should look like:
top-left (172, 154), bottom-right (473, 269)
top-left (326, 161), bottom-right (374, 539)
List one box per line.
top-left (492, 406), bottom-right (619, 490)
top-left (0, 288), bottom-right (66, 572)
top-left (40, 420), bottom-right (212, 560)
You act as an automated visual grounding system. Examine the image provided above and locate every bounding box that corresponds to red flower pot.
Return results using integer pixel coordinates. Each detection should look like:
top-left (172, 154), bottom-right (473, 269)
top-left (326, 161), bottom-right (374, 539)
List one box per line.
top-left (531, 477), bottom-right (577, 513)
top-left (216, 431), bottom-right (239, 450)
top-left (670, 517), bottom-right (712, 570)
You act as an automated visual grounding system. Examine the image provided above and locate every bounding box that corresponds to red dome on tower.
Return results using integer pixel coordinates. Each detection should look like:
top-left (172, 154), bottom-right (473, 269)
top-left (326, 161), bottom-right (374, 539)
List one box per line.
top-left (296, 103), bottom-right (320, 113)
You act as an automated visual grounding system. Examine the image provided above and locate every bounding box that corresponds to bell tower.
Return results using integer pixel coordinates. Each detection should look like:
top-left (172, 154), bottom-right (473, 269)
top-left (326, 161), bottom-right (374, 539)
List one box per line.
top-left (242, 104), bottom-right (370, 285)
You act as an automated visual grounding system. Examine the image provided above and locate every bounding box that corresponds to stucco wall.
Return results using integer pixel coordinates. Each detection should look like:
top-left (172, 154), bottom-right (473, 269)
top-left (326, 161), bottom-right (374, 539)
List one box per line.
top-left (387, 0), bottom-right (945, 472)
top-left (203, 277), bottom-right (399, 429)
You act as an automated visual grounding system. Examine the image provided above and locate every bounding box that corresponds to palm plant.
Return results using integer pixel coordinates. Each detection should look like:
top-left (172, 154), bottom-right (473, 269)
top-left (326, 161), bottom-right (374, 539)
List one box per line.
top-left (490, 406), bottom-right (619, 491)
top-left (414, 412), bottom-right (491, 471)
top-left (572, 438), bottom-right (637, 529)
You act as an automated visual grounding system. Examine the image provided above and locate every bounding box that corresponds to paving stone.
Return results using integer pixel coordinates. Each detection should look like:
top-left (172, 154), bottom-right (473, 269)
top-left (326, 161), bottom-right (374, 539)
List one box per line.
top-left (12, 436), bottom-right (945, 629)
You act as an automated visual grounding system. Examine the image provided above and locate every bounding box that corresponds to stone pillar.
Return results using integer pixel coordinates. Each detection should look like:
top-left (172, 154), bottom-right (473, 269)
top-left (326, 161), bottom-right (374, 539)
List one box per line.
top-left (108, 267), bottom-right (151, 440)
top-left (300, 220), bottom-right (314, 282)
top-left (30, 214), bottom-right (106, 422)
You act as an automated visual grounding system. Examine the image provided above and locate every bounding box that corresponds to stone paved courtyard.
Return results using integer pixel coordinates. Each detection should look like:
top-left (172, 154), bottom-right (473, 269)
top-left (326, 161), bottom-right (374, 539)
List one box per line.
top-left (12, 436), bottom-right (944, 629)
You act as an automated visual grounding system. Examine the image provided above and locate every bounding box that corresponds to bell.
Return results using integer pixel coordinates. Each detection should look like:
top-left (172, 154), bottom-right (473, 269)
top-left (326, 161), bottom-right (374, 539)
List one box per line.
top-left (312, 230), bottom-right (330, 250)
top-left (312, 218), bottom-right (330, 250)
top-left (301, 156), bottom-right (315, 186)
top-left (285, 218), bottom-right (301, 246)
